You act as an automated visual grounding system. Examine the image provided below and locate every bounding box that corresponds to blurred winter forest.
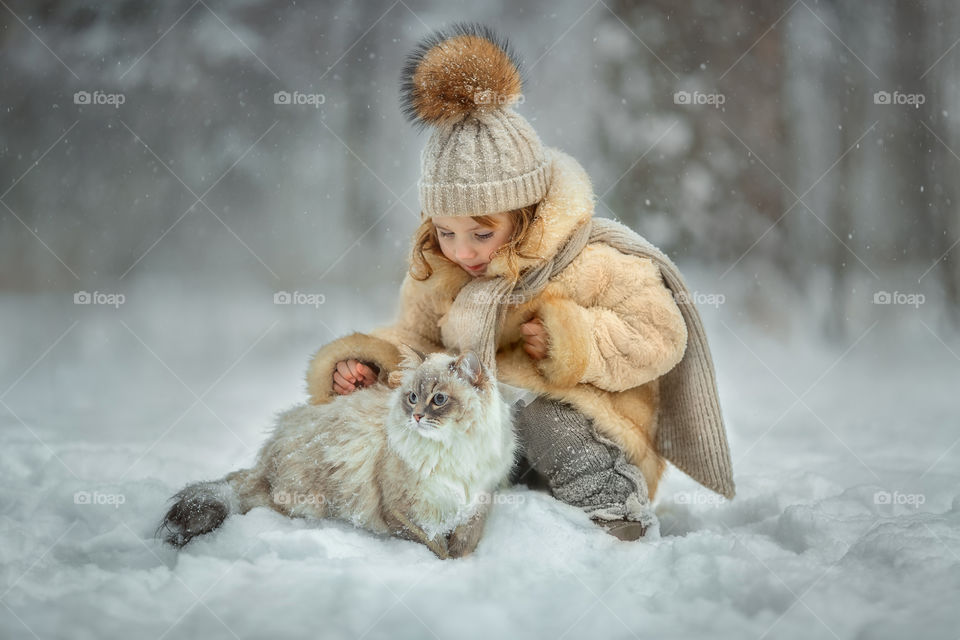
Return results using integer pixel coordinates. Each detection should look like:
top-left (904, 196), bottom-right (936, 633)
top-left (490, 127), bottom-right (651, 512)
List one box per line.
top-left (2, 0), bottom-right (958, 338)
top-left (6, 4), bottom-right (960, 636)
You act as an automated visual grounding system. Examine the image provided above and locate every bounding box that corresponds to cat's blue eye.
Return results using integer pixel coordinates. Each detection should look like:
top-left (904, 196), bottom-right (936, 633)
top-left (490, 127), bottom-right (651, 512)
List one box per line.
top-left (432, 393), bottom-right (447, 406)
top-left (408, 392), bottom-right (417, 404)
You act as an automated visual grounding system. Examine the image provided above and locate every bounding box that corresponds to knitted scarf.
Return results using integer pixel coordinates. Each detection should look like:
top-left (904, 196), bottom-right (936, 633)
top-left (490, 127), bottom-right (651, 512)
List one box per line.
top-left (447, 216), bottom-right (735, 499)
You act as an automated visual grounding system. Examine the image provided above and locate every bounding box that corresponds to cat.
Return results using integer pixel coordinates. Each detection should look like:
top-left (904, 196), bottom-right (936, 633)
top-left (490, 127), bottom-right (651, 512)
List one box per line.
top-left (158, 346), bottom-right (517, 559)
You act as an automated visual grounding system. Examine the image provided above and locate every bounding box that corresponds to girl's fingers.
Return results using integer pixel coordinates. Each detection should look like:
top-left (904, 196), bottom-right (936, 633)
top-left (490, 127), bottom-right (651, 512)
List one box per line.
top-left (356, 363), bottom-right (374, 383)
top-left (522, 324), bottom-right (546, 339)
top-left (347, 359), bottom-right (362, 379)
top-left (525, 335), bottom-right (545, 349)
top-left (334, 360), bottom-right (380, 393)
top-left (336, 361), bottom-right (356, 383)
top-left (525, 334), bottom-right (547, 356)
top-left (333, 371), bottom-right (355, 391)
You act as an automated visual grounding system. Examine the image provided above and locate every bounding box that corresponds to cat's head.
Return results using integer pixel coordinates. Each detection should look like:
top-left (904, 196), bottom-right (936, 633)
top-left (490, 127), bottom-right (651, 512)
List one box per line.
top-left (388, 345), bottom-right (495, 442)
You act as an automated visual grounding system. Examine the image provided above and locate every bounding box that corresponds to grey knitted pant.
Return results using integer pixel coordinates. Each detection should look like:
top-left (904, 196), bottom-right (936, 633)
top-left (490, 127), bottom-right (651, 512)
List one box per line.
top-left (510, 396), bottom-right (658, 530)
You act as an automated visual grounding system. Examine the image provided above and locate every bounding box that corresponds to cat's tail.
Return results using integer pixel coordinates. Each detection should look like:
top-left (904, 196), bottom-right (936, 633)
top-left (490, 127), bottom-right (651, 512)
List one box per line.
top-left (157, 468), bottom-right (269, 547)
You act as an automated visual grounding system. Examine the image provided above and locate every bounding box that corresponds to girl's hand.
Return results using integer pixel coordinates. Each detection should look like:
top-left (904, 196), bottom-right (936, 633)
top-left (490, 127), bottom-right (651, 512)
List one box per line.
top-left (520, 316), bottom-right (549, 361)
top-left (333, 359), bottom-right (379, 395)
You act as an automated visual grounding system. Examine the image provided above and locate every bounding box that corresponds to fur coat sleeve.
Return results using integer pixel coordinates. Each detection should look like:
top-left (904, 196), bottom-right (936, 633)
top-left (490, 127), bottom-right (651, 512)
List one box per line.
top-left (533, 243), bottom-right (688, 392)
top-left (305, 272), bottom-right (446, 404)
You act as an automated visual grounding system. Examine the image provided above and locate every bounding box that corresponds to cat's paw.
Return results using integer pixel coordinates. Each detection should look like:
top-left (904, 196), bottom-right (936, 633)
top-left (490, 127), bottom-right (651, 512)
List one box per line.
top-left (446, 516), bottom-right (486, 559)
top-left (446, 532), bottom-right (478, 559)
top-left (158, 485), bottom-right (230, 547)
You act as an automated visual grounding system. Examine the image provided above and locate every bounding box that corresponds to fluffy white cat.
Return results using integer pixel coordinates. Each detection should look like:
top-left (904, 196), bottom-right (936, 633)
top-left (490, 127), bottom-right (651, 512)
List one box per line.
top-left (159, 347), bottom-right (517, 558)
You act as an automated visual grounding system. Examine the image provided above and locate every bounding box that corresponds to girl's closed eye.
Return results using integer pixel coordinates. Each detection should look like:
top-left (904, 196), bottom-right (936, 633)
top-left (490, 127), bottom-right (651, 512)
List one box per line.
top-left (438, 231), bottom-right (494, 241)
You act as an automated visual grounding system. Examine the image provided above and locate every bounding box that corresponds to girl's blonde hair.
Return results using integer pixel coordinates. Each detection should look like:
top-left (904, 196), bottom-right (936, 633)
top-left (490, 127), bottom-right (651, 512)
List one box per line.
top-left (409, 204), bottom-right (542, 282)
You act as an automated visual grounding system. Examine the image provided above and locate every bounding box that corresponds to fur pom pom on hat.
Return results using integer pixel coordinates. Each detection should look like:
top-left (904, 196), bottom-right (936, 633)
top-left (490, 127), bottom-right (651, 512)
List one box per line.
top-left (400, 23), bottom-right (524, 128)
top-left (400, 23), bottom-right (552, 218)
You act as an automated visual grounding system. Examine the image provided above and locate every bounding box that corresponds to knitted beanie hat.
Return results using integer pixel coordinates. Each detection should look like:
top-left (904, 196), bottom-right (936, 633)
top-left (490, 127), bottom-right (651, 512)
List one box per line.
top-left (400, 23), bottom-right (552, 218)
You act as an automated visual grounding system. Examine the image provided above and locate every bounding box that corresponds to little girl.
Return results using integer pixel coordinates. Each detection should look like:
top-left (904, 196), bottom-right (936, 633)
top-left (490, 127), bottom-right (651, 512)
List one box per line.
top-left (306, 24), bottom-right (734, 541)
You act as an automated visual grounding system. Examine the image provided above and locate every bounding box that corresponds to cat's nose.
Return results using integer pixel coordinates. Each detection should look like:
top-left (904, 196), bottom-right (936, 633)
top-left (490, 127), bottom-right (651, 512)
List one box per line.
top-left (413, 413), bottom-right (423, 422)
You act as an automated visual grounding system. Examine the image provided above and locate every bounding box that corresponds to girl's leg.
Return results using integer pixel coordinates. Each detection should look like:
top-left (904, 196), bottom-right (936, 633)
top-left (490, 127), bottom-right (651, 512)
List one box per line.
top-left (508, 450), bottom-right (550, 490)
top-left (513, 396), bottom-right (659, 538)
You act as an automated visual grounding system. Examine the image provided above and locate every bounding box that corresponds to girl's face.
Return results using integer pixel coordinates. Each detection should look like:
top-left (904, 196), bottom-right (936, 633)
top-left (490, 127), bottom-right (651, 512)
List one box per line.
top-left (433, 213), bottom-right (514, 277)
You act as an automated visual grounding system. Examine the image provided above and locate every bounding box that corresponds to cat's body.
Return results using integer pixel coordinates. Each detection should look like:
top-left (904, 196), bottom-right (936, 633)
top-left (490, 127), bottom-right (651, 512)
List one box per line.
top-left (160, 349), bottom-right (517, 558)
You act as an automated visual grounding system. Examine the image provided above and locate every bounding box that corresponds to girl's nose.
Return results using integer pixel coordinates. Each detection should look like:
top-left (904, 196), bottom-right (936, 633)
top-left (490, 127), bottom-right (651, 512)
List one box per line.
top-left (455, 244), bottom-right (476, 260)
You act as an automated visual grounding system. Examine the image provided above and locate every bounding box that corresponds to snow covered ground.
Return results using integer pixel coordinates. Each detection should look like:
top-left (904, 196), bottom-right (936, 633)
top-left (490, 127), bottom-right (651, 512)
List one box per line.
top-left (1, 272), bottom-right (958, 640)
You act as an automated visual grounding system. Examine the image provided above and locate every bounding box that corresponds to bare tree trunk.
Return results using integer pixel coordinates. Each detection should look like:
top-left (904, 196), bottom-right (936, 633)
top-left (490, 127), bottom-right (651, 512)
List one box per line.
top-left (924, 0), bottom-right (960, 323)
top-left (338, 2), bottom-right (384, 243)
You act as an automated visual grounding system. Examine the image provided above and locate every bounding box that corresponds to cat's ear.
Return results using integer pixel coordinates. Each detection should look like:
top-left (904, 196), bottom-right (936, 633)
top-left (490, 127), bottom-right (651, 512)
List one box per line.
top-left (451, 351), bottom-right (487, 388)
top-left (397, 343), bottom-right (426, 370)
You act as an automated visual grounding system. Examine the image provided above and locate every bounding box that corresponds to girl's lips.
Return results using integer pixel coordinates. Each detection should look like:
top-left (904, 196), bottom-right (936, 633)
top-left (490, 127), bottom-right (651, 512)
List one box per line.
top-left (466, 263), bottom-right (486, 271)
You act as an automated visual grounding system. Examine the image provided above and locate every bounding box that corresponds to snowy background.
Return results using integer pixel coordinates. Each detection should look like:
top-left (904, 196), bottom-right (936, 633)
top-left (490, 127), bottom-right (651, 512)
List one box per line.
top-left (2, 1), bottom-right (959, 638)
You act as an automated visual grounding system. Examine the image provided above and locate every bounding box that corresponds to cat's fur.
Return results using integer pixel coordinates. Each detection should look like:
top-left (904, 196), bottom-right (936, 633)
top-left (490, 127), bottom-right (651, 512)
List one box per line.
top-left (158, 347), bottom-right (517, 559)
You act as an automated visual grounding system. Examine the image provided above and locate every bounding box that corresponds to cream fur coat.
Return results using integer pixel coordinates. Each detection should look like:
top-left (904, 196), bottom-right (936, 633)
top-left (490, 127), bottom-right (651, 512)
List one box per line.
top-left (306, 148), bottom-right (687, 500)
